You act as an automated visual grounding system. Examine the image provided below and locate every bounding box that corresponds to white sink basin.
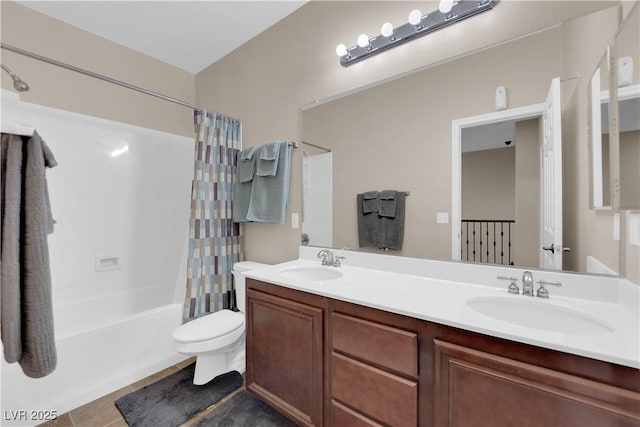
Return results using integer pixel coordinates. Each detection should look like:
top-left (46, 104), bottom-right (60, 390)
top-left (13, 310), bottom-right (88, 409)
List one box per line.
top-left (467, 296), bottom-right (614, 334)
top-left (278, 265), bottom-right (343, 281)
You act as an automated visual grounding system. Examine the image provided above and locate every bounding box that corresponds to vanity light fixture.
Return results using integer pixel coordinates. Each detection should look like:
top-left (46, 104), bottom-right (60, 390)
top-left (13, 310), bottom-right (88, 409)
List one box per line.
top-left (336, 0), bottom-right (498, 67)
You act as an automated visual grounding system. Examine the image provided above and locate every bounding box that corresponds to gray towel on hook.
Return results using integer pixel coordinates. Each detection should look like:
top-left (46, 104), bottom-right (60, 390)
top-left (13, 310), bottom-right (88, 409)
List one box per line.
top-left (1, 131), bottom-right (58, 378)
top-left (379, 190), bottom-right (397, 218)
top-left (362, 191), bottom-right (379, 214)
top-left (357, 193), bottom-right (383, 248)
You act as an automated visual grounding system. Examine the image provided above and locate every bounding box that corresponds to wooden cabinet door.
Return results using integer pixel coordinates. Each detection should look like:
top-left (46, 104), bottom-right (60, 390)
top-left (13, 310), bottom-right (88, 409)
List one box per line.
top-left (246, 288), bottom-right (324, 427)
top-left (434, 339), bottom-right (640, 427)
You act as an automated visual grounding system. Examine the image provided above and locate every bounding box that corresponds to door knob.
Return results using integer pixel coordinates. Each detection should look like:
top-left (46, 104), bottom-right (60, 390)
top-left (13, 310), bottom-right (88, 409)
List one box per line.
top-left (542, 244), bottom-right (555, 253)
top-left (542, 244), bottom-right (571, 254)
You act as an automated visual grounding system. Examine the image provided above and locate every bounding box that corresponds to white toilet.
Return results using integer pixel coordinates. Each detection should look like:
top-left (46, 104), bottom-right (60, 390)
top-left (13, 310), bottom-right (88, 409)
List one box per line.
top-left (172, 261), bottom-right (267, 385)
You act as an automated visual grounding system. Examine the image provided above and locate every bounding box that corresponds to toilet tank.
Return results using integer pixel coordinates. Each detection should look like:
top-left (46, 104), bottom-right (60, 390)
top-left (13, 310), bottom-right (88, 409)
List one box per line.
top-left (232, 261), bottom-right (268, 312)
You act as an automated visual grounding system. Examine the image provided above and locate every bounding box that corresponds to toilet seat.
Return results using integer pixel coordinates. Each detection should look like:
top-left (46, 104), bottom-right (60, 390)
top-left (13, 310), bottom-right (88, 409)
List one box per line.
top-left (173, 309), bottom-right (244, 343)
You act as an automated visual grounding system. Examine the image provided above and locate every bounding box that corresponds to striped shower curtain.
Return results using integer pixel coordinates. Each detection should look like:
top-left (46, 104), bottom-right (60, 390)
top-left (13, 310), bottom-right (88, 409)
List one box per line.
top-left (183, 110), bottom-right (243, 323)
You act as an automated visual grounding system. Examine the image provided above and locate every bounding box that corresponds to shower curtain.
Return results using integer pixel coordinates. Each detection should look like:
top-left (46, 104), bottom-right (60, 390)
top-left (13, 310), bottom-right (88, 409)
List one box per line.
top-left (183, 110), bottom-right (243, 322)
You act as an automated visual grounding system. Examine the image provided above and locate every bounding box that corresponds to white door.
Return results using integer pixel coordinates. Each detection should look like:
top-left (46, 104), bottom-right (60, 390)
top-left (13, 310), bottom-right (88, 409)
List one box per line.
top-left (540, 78), bottom-right (563, 269)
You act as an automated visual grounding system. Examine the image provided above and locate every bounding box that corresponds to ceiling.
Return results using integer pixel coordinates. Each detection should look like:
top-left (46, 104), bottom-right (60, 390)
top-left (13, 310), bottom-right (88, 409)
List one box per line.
top-left (16, 1), bottom-right (307, 74)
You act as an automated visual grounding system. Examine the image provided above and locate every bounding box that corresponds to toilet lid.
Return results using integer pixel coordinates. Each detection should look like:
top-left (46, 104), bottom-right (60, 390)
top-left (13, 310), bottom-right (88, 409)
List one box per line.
top-left (173, 309), bottom-right (244, 343)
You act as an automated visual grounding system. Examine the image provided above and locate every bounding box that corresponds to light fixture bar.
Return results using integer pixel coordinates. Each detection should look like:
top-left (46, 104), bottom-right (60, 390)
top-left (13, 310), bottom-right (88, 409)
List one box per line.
top-left (339, 0), bottom-right (498, 67)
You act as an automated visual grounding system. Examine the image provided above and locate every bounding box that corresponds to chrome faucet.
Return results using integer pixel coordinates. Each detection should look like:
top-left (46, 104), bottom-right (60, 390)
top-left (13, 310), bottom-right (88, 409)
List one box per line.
top-left (536, 280), bottom-right (562, 298)
top-left (317, 249), bottom-right (344, 267)
top-left (522, 271), bottom-right (534, 296)
top-left (497, 276), bottom-right (520, 294)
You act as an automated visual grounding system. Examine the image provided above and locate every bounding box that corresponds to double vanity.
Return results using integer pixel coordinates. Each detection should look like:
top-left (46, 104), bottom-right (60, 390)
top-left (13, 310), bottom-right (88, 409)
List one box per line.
top-left (244, 247), bottom-right (639, 426)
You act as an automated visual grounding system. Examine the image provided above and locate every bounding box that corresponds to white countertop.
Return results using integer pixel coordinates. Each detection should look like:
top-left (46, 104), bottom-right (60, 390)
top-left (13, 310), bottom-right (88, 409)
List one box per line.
top-left (244, 247), bottom-right (640, 369)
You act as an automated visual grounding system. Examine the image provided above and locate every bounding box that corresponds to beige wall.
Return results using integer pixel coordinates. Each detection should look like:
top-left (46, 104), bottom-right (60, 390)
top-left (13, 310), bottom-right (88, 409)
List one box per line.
top-left (0, 2), bottom-right (195, 137)
top-left (514, 119), bottom-right (541, 268)
top-left (462, 148), bottom-right (516, 221)
top-left (196, 1), bottom-right (616, 264)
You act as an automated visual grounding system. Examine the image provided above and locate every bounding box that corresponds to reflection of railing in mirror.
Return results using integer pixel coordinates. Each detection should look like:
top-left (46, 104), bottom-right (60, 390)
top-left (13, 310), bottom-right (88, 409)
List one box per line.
top-left (461, 219), bottom-right (515, 266)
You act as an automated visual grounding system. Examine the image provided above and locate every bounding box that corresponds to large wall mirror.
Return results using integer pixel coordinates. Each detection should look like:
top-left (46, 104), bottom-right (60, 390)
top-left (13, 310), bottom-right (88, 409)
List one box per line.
top-left (301, 4), bottom-right (635, 276)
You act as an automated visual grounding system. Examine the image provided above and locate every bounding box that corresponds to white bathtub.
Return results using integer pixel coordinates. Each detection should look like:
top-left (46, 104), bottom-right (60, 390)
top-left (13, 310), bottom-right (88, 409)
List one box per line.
top-left (0, 302), bottom-right (186, 427)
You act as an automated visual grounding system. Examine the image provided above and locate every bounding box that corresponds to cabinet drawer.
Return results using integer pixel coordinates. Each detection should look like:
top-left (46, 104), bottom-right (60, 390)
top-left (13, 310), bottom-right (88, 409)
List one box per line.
top-left (332, 352), bottom-right (417, 427)
top-left (332, 312), bottom-right (418, 377)
top-left (332, 400), bottom-right (383, 427)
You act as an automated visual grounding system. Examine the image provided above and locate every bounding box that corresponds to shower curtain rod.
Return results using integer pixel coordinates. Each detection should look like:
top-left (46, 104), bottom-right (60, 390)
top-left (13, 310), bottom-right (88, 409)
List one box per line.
top-left (301, 140), bottom-right (331, 152)
top-left (1, 42), bottom-right (199, 111)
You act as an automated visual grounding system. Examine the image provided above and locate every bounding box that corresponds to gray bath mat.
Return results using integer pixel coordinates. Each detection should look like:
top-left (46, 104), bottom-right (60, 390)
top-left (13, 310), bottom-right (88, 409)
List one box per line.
top-left (114, 363), bottom-right (243, 427)
top-left (192, 390), bottom-right (297, 427)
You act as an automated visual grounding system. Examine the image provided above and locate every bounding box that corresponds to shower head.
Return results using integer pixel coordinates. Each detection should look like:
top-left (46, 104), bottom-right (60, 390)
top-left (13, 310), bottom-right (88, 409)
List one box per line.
top-left (1, 64), bottom-right (30, 92)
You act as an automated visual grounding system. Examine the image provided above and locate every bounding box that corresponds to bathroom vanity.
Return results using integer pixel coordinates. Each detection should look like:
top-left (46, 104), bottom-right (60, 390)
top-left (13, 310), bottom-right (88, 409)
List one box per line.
top-left (244, 248), bottom-right (640, 427)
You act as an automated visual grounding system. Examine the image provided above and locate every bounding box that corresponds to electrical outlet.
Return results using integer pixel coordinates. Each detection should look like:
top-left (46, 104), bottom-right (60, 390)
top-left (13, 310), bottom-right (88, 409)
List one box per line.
top-left (437, 212), bottom-right (449, 224)
top-left (291, 213), bottom-right (299, 229)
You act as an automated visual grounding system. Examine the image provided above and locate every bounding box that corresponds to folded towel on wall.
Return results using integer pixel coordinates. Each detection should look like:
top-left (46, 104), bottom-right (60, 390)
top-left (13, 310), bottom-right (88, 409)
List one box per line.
top-left (378, 190), bottom-right (397, 218)
top-left (256, 141), bottom-right (284, 176)
top-left (246, 141), bottom-right (292, 224)
top-left (357, 193), bottom-right (383, 248)
top-left (1, 131), bottom-right (58, 378)
top-left (362, 191), bottom-right (379, 214)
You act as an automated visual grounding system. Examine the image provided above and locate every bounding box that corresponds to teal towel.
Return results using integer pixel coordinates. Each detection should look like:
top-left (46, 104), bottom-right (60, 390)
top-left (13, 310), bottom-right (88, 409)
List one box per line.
top-left (233, 146), bottom-right (257, 222)
top-left (238, 146), bottom-right (257, 183)
top-left (233, 179), bottom-right (253, 223)
top-left (246, 142), bottom-right (292, 224)
top-left (256, 141), bottom-right (283, 176)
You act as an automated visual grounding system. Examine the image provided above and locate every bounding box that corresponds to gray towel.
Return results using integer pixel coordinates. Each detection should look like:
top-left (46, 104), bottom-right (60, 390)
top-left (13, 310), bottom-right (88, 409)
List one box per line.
top-left (379, 190), bottom-right (397, 218)
top-left (256, 141), bottom-right (283, 177)
top-left (357, 193), bottom-right (383, 248)
top-left (1, 131), bottom-right (58, 378)
top-left (362, 191), bottom-right (378, 214)
top-left (381, 191), bottom-right (405, 250)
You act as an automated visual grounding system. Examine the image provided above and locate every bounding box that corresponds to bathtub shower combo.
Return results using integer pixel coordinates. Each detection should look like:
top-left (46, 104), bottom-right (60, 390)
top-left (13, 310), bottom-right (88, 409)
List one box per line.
top-left (0, 91), bottom-right (196, 421)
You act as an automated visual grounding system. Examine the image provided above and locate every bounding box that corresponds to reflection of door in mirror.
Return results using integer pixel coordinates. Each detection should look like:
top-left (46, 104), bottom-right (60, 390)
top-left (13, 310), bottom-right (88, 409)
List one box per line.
top-left (301, 150), bottom-right (333, 247)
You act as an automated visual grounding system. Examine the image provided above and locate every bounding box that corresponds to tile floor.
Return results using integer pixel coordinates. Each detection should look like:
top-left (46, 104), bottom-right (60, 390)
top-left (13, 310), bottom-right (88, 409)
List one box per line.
top-left (37, 358), bottom-right (246, 427)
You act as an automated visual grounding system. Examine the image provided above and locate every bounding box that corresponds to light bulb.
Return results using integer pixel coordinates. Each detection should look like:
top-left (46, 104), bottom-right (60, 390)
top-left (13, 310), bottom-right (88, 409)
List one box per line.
top-left (357, 34), bottom-right (370, 48)
top-left (335, 43), bottom-right (347, 57)
top-left (439, 0), bottom-right (454, 14)
top-left (381, 22), bottom-right (394, 38)
top-left (408, 9), bottom-right (422, 26)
